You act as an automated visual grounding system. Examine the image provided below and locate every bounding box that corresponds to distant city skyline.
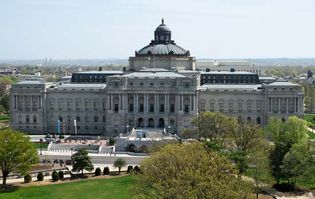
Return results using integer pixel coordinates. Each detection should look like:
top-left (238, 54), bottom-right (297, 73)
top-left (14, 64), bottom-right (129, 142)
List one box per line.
top-left (1, 0), bottom-right (314, 59)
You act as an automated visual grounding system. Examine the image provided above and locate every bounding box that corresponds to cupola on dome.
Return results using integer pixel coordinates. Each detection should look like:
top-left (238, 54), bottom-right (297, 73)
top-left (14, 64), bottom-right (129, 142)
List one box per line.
top-left (135, 19), bottom-right (190, 56)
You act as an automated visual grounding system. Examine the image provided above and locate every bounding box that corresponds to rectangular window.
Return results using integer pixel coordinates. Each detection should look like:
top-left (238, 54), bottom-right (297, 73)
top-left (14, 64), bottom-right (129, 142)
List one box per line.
top-left (247, 103), bottom-right (252, 112)
top-left (219, 103), bottom-right (224, 112)
top-left (94, 101), bottom-right (98, 110)
top-left (170, 104), bottom-right (175, 112)
top-left (129, 104), bottom-right (134, 112)
top-left (200, 103), bottom-right (205, 112)
top-left (228, 103), bottom-right (233, 113)
top-left (139, 104), bottom-right (144, 112)
top-left (114, 104), bottom-right (119, 112)
top-left (149, 104), bottom-right (154, 112)
top-left (184, 105), bottom-right (189, 113)
top-left (210, 103), bottom-right (215, 112)
top-left (160, 104), bottom-right (165, 112)
top-left (76, 101), bottom-right (80, 111)
top-left (85, 101), bottom-right (89, 110)
top-left (76, 116), bottom-right (80, 122)
top-left (238, 103), bottom-right (243, 113)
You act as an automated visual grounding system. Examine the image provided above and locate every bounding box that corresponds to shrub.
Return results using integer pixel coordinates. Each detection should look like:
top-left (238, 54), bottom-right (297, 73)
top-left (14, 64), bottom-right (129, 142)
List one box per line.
top-left (127, 165), bottom-right (133, 173)
top-left (24, 174), bottom-right (32, 183)
top-left (52, 170), bottom-right (59, 181)
top-left (95, 167), bottom-right (101, 176)
top-left (37, 172), bottom-right (44, 181)
top-left (103, 167), bottom-right (110, 175)
top-left (134, 166), bottom-right (141, 174)
top-left (58, 171), bottom-right (64, 180)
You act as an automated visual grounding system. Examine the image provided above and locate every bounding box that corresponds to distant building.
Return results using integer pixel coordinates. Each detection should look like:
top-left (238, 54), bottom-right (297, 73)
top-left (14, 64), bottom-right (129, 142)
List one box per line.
top-left (10, 20), bottom-right (304, 135)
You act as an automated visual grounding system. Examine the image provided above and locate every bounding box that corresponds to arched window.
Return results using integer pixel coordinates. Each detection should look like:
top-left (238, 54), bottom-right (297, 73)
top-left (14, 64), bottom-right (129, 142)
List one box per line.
top-left (33, 116), bottom-right (37, 124)
top-left (256, 117), bottom-right (261, 124)
top-left (26, 115), bottom-right (30, 124)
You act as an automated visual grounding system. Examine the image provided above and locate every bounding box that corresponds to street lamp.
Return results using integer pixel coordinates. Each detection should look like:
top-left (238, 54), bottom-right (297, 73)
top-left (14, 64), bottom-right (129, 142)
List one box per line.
top-left (40, 138), bottom-right (43, 155)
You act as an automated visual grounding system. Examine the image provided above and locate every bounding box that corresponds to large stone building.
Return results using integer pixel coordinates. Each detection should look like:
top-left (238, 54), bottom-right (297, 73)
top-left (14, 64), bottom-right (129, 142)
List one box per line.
top-left (10, 20), bottom-right (304, 136)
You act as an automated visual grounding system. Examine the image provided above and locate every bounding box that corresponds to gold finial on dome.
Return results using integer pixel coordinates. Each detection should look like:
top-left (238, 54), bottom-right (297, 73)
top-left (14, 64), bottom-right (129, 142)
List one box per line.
top-left (162, 18), bottom-right (164, 25)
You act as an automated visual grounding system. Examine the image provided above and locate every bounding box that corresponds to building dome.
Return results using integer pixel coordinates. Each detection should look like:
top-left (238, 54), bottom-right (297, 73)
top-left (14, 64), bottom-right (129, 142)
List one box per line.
top-left (137, 44), bottom-right (189, 56)
top-left (135, 19), bottom-right (190, 56)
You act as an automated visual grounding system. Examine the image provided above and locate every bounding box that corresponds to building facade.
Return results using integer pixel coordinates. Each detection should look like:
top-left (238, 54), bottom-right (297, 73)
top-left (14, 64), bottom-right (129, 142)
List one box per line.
top-left (10, 20), bottom-right (304, 136)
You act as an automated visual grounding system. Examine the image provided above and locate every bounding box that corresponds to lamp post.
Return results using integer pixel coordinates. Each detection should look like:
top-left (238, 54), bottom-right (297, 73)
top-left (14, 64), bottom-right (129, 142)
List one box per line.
top-left (40, 138), bottom-right (43, 155)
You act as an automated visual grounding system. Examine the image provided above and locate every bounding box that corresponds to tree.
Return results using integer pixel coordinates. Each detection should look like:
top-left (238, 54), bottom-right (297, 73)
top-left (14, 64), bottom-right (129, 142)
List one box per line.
top-left (37, 172), bottom-right (44, 181)
top-left (190, 112), bottom-right (233, 144)
top-left (52, 170), bottom-right (59, 181)
top-left (108, 137), bottom-right (116, 146)
top-left (282, 140), bottom-right (314, 185)
top-left (113, 158), bottom-right (126, 175)
top-left (71, 149), bottom-right (94, 175)
top-left (228, 120), bottom-right (264, 176)
top-left (266, 116), bottom-right (308, 184)
top-left (135, 143), bottom-right (252, 199)
top-left (248, 144), bottom-right (272, 199)
top-left (0, 128), bottom-right (38, 188)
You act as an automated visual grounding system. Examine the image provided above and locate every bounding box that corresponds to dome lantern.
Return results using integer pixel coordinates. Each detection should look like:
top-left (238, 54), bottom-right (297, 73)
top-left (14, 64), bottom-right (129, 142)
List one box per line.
top-left (154, 18), bottom-right (171, 44)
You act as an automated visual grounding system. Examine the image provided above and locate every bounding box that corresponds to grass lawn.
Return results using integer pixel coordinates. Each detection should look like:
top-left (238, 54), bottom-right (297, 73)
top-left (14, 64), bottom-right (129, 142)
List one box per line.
top-left (0, 114), bottom-right (9, 121)
top-left (32, 142), bottom-right (48, 149)
top-left (0, 175), bottom-right (135, 199)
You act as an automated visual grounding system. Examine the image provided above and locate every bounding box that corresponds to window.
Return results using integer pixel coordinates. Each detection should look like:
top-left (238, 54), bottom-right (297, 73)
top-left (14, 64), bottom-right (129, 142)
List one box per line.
top-left (26, 115), bottom-right (30, 124)
top-left (247, 103), bottom-right (252, 112)
top-left (129, 82), bottom-right (133, 86)
top-left (94, 101), bottom-right (98, 110)
top-left (160, 104), bottom-right (165, 112)
top-left (85, 101), bottom-right (89, 110)
top-left (200, 103), bottom-right (205, 112)
top-left (139, 104), bottom-right (144, 112)
top-left (219, 103), bottom-right (224, 112)
top-left (150, 82), bottom-right (154, 86)
top-left (184, 105), bottom-right (189, 113)
top-left (33, 116), bottom-right (37, 124)
top-left (114, 104), bottom-right (119, 112)
top-left (210, 103), bottom-right (215, 112)
top-left (85, 115), bottom-right (89, 122)
top-left (149, 104), bottom-right (154, 112)
top-left (94, 116), bottom-right (98, 123)
top-left (184, 83), bottom-right (189, 88)
top-left (76, 101), bottom-right (80, 110)
top-left (256, 103), bottom-right (261, 112)
top-left (228, 103), bottom-right (233, 112)
top-left (170, 104), bottom-right (175, 112)
top-left (238, 103), bottom-right (243, 112)
top-left (129, 104), bottom-right (134, 112)
top-left (140, 82), bottom-right (143, 86)
top-left (76, 116), bottom-right (80, 122)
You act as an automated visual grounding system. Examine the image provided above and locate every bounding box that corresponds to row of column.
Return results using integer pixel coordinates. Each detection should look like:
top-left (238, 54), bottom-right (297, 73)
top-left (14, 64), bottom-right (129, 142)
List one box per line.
top-left (107, 93), bottom-right (197, 113)
top-left (14, 95), bottom-right (42, 111)
top-left (268, 97), bottom-right (300, 113)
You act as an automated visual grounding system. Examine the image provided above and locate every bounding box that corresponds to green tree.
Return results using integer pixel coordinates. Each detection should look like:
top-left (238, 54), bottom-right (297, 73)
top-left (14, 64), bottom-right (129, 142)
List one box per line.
top-left (0, 128), bottom-right (38, 188)
top-left (190, 112), bottom-right (233, 144)
top-left (282, 140), bottom-right (314, 185)
top-left (249, 144), bottom-right (272, 199)
top-left (266, 116), bottom-right (307, 184)
top-left (0, 94), bottom-right (10, 112)
top-left (135, 143), bottom-right (252, 199)
top-left (113, 158), bottom-right (126, 175)
top-left (71, 149), bottom-right (94, 175)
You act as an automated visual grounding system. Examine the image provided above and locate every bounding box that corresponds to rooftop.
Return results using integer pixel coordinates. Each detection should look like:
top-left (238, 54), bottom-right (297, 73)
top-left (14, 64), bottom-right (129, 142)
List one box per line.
top-left (267, 81), bottom-right (299, 86)
top-left (48, 83), bottom-right (106, 90)
top-left (200, 71), bottom-right (256, 75)
top-left (73, 71), bottom-right (123, 74)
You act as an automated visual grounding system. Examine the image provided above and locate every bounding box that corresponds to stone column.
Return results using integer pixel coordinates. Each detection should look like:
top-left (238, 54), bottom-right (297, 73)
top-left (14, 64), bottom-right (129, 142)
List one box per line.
top-left (278, 98), bottom-right (281, 113)
top-left (286, 98), bottom-right (289, 114)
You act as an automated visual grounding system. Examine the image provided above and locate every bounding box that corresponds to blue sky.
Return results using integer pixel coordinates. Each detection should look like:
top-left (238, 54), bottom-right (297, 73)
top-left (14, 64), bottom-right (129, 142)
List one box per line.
top-left (0, 0), bottom-right (314, 59)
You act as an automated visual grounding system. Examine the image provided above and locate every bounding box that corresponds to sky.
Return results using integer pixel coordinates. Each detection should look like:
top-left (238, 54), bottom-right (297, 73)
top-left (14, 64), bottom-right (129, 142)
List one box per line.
top-left (0, 0), bottom-right (314, 59)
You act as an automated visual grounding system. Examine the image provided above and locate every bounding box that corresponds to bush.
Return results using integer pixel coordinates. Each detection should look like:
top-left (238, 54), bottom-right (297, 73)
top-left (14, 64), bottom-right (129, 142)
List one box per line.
top-left (52, 170), bottom-right (59, 181)
top-left (134, 166), bottom-right (141, 174)
top-left (127, 165), bottom-right (133, 173)
top-left (95, 167), bottom-right (101, 176)
top-left (37, 172), bottom-right (44, 181)
top-left (58, 171), bottom-right (64, 180)
top-left (24, 174), bottom-right (32, 183)
top-left (103, 167), bottom-right (110, 175)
